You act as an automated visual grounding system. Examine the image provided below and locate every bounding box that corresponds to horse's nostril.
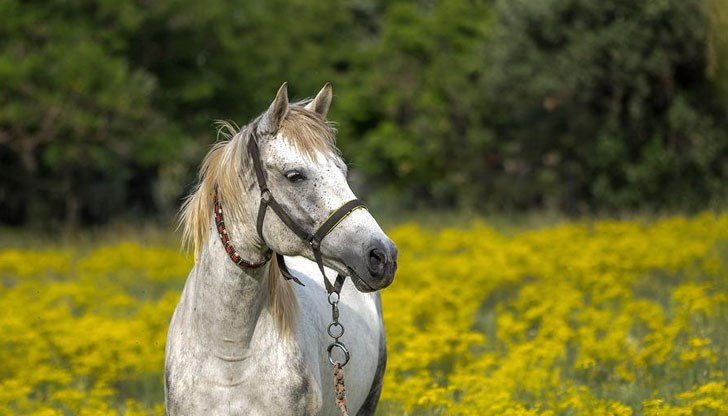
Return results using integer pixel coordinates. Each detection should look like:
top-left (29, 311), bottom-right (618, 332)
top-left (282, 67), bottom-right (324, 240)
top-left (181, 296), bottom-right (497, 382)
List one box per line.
top-left (368, 248), bottom-right (386, 277)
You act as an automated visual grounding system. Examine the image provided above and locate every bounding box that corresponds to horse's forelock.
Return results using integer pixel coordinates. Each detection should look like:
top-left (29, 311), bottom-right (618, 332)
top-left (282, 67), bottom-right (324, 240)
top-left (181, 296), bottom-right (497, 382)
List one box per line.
top-left (279, 104), bottom-right (340, 161)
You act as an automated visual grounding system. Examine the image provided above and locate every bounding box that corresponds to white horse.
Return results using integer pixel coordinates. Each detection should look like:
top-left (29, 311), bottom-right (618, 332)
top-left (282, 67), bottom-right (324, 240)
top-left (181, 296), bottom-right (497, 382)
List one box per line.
top-left (165, 83), bottom-right (397, 415)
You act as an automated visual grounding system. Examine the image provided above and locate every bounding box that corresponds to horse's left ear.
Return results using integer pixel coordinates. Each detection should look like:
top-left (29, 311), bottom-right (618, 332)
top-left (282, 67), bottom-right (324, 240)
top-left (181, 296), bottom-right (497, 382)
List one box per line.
top-left (305, 83), bottom-right (333, 119)
top-left (259, 82), bottom-right (289, 134)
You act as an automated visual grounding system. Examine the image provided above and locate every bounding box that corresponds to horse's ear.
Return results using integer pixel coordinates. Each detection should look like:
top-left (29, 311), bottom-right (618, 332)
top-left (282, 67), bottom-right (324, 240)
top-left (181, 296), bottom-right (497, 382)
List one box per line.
top-left (305, 83), bottom-right (333, 119)
top-left (258, 82), bottom-right (289, 134)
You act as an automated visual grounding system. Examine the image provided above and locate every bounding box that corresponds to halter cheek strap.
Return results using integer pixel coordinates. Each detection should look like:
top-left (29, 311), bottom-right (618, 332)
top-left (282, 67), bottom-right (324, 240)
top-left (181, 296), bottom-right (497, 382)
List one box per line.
top-left (247, 135), bottom-right (367, 295)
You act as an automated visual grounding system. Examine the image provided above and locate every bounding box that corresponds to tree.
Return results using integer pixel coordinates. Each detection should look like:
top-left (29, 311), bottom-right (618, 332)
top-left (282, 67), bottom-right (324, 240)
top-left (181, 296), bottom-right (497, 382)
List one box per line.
top-left (336, 0), bottom-right (495, 211)
top-left (2, 0), bottom-right (727, 227)
top-left (0, 0), bottom-right (178, 228)
top-left (706, 0), bottom-right (728, 103)
top-left (485, 0), bottom-right (728, 212)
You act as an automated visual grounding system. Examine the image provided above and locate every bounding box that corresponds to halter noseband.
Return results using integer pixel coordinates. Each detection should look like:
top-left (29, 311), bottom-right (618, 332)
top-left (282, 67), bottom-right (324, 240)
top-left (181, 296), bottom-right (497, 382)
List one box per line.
top-left (215, 129), bottom-right (366, 295)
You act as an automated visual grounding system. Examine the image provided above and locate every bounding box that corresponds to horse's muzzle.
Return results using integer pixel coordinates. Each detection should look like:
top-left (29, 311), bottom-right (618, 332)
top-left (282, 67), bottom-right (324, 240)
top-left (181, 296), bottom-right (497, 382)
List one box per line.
top-left (351, 238), bottom-right (397, 292)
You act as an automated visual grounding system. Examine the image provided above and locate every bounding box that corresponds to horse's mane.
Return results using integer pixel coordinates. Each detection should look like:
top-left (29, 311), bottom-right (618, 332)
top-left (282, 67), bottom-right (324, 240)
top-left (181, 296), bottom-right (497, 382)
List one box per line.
top-left (179, 102), bottom-right (339, 337)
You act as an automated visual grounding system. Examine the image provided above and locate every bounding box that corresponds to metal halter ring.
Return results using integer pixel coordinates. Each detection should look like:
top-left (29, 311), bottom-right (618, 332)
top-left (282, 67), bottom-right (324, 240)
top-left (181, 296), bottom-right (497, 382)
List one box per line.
top-left (327, 341), bottom-right (350, 366)
top-left (327, 322), bottom-right (345, 339)
top-left (328, 292), bottom-right (340, 305)
top-left (261, 189), bottom-right (271, 202)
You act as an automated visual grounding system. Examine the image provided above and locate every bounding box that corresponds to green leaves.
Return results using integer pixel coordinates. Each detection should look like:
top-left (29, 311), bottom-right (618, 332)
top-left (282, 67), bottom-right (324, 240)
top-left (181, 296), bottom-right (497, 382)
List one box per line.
top-left (486, 0), bottom-right (728, 212)
top-left (0, 2), bottom-right (174, 226)
top-left (1, 0), bottom-right (727, 227)
top-left (337, 0), bottom-right (495, 210)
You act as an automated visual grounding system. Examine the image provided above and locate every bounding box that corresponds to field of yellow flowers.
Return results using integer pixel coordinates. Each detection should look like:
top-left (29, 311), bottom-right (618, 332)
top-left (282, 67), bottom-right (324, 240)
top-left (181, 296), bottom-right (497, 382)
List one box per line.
top-left (1, 213), bottom-right (727, 415)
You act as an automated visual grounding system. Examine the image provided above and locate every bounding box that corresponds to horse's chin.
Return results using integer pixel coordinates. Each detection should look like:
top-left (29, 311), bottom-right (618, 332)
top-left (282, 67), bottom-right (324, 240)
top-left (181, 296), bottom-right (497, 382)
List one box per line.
top-left (347, 266), bottom-right (394, 293)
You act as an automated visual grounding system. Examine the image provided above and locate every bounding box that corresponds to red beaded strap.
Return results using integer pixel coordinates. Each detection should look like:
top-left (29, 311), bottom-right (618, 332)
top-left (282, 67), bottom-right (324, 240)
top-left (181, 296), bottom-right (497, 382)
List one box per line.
top-left (214, 188), bottom-right (270, 268)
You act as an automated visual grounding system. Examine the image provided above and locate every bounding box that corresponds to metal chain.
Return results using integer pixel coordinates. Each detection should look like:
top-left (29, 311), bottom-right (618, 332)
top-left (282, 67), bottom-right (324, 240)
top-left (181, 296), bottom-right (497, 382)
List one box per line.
top-left (327, 292), bottom-right (349, 415)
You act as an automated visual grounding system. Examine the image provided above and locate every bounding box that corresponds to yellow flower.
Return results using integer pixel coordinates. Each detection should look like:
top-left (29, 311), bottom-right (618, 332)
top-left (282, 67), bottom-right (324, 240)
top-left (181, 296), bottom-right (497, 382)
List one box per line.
top-left (1, 212), bottom-right (727, 414)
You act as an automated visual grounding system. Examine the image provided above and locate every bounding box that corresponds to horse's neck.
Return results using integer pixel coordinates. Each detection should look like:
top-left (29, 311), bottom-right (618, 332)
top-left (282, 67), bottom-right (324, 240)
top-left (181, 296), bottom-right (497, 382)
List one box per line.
top-left (191, 231), bottom-right (271, 357)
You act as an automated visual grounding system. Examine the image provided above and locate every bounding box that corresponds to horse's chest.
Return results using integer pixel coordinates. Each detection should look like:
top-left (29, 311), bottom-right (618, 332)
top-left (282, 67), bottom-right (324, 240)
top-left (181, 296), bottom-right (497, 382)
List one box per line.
top-left (222, 358), bottom-right (319, 415)
top-left (169, 350), bottom-right (321, 415)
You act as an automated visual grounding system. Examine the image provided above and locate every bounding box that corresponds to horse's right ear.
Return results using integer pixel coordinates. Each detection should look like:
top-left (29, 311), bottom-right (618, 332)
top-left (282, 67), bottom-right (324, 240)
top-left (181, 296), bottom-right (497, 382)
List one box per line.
top-left (305, 83), bottom-right (333, 118)
top-left (258, 82), bottom-right (289, 135)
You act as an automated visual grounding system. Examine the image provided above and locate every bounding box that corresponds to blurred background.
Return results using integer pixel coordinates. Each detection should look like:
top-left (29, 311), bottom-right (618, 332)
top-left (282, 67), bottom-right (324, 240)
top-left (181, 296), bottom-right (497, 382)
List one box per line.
top-left (3, 2), bottom-right (728, 415)
top-left (2, 0), bottom-right (728, 231)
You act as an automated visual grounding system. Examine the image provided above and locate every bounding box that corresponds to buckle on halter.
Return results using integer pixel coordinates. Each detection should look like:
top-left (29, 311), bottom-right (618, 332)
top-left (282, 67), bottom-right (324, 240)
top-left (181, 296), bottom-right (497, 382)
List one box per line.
top-left (261, 189), bottom-right (271, 202)
top-left (310, 239), bottom-right (321, 250)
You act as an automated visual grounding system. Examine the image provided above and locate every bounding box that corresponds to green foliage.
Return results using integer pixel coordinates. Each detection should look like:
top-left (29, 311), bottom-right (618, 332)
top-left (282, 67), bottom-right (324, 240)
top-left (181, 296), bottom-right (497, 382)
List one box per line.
top-left (0, 0), bottom-right (177, 226)
top-left (1, 0), bottom-right (728, 227)
top-left (337, 0), bottom-right (495, 211)
top-left (706, 0), bottom-right (728, 102)
top-left (485, 0), bottom-right (728, 212)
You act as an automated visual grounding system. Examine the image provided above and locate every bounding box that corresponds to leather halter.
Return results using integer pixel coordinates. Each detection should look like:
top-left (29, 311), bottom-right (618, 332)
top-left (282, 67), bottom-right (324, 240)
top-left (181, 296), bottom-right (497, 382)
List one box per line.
top-left (214, 128), bottom-right (367, 295)
top-left (247, 132), bottom-right (367, 295)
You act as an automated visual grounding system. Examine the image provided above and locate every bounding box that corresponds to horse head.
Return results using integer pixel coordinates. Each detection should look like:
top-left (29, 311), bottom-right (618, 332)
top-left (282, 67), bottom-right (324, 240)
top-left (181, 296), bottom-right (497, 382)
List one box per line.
top-left (252, 83), bottom-right (397, 292)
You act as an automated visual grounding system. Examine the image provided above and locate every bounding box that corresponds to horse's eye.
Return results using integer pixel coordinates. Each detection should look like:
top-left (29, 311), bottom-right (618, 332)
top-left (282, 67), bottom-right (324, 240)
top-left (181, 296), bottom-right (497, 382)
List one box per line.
top-left (285, 170), bottom-right (306, 183)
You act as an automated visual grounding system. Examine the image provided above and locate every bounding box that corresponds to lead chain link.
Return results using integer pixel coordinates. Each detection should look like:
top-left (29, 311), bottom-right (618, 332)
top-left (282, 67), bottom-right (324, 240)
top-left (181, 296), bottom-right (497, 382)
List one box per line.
top-left (326, 292), bottom-right (349, 366)
top-left (326, 292), bottom-right (349, 416)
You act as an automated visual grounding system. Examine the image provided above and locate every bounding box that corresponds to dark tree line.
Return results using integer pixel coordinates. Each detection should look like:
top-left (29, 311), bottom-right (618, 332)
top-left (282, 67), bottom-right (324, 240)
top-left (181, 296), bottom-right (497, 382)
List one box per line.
top-left (1, 0), bottom-right (727, 228)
